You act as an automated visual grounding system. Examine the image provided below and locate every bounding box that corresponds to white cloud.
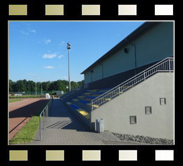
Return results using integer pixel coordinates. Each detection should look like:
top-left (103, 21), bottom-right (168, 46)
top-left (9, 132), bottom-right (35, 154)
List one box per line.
top-left (43, 39), bottom-right (51, 44)
top-left (20, 26), bottom-right (36, 35)
top-left (44, 66), bottom-right (54, 69)
top-left (58, 54), bottom-right (64, 59)
top-left (42, 53), bottom-right (57, 59)
top-left (20, 31), bottom-right (29, 35)
top-left (29, 29), bottom-right (36, 33)
top-left (59, 41), bottom-right (65, 47)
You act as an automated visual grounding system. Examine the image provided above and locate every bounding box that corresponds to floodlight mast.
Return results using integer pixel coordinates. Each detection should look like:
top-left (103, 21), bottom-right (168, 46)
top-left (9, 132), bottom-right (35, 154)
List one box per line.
top-left (67, 43), bottom-right (71, 91)
top-left (34, 75), bottom-right (37, 95)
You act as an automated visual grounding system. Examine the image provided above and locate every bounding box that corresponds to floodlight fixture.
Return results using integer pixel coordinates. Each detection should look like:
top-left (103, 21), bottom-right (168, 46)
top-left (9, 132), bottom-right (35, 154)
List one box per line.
top-left (67, 42), bottom-right (71, 49)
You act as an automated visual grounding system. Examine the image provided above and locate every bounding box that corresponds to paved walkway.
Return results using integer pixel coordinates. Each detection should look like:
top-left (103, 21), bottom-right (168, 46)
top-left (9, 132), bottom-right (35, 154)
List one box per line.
top-left (27, 99), bottom-right (141, 145)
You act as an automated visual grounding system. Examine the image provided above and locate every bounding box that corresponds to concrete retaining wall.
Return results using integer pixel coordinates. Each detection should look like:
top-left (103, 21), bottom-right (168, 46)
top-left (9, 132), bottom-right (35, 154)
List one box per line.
top-left (91, 72), bottom-right (174, 140)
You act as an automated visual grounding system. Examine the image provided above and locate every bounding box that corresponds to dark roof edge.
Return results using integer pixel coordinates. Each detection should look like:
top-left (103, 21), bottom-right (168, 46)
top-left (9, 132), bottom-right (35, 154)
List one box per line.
top-left (81, 22), bottom-right (160, 74)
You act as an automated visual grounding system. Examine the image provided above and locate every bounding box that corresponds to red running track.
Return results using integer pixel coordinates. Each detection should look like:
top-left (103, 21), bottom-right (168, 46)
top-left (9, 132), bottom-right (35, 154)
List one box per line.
top-left (9, 98), bottom-right (49, 141)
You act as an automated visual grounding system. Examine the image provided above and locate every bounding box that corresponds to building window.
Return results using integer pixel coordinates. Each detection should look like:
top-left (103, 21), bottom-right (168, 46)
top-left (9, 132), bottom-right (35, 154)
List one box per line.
top-left (160, 98), bottom-right (166, 105)
top-left (145, 106), bottom-right (152, 114)
top-left (130, 116), bottom-right (137, 124)
top-left (124, 47), bottom-right (128, 53)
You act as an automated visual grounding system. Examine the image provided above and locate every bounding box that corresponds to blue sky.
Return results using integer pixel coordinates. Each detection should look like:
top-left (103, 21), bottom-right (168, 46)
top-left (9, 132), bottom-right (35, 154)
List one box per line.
top-left (9, 21), bottom-right (145, 82)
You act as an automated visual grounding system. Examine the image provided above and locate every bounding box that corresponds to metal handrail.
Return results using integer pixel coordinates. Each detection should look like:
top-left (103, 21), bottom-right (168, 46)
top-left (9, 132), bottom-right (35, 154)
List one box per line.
top-left (39, 97), bottom-right (52, 141)
top-left (91, 57), bottom-right (174, 110)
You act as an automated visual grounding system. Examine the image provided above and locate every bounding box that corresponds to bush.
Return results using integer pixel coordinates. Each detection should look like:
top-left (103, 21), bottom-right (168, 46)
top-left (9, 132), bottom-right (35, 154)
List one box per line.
top-left (49, 92), bottom-right (56, 95)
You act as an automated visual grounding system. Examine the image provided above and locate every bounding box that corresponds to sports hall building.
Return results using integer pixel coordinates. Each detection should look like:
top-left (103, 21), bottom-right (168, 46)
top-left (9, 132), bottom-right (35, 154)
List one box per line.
top-left (81, 22), bottom-right (173, 89)
top-left (62, 21), bottom-right (174, 143)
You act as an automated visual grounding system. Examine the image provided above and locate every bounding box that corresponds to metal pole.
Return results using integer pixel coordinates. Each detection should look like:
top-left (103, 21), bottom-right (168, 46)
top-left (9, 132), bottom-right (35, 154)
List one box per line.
top-left (39, 115), bottom-right (42, 141)
top-left (68, 49), bottom-right (71, 91)
top-left (41, 82), bottom-right (42, 95)
top-left (67, 43), bottom-right (71, 91)
top-left (36, 77), bottom-right (37, 95)
top-left (91, 100), bottom-right (93, 111)
top-left (43, 112), bottom-right (44, 129)
top-left (169, 58), bottom-right (171, 72)
top-left (34, 76), bottom-right (37, 95)
top-left (46, 105), bottom-right (48, 117)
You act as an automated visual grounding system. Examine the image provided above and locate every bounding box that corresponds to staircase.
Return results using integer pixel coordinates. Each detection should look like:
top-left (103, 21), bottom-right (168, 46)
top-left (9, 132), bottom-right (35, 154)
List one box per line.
top-left (91, 57), bottom-right (174, 110)
top-left (64, 88), bottom-right (111, 126)
top-left (63, 57), bottom-right (173, 127)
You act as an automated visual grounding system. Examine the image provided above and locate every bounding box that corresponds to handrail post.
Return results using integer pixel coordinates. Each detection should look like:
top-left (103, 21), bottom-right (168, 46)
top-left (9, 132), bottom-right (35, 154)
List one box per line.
top-left (91, 100), bottom-right (93, 111)
top-left (169, 58), bottom-right (171, 72)
top-left (39, 115), bottom-right (42, 141)
top-left (46, 105), bottom-right (48, 117)
top-left (144, 71), bottom-right (146, 80)
top-left (43, 111), bottom-right (45, 129)
top-left (39, 98), bottom-right (52, 141)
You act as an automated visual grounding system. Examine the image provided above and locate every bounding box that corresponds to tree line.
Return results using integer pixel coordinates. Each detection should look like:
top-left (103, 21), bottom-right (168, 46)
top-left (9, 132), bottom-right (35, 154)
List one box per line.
top-left (9, 79), bottom-right (84, 93)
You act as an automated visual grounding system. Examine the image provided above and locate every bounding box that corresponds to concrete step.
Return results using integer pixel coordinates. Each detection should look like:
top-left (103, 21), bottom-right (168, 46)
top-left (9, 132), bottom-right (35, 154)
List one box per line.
top-left (65, 102), bottom-right (90, 128)
top-left (65, 101), bottom-right (91, 128)
top-left (78, 96), bottom-right (86, 99)
top-left (87, 89), bottom-right (98, 92)
top-left (86, 103), bottom-right (99, 109)
top-left (71, 100), bottom-right (91, 112)
top-left (98, 88), bottom-right (112, 91)
top-left (66, 102), bottom-right (90, 119)
top-left (83, 92), bottom-right (91, 95)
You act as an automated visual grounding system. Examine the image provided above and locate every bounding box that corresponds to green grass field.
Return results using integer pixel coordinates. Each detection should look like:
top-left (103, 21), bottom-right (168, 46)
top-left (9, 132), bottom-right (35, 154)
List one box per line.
top-left (9, 100), bottom-right (49, 144)
top-left (9, 99), bottom-right (22, 103)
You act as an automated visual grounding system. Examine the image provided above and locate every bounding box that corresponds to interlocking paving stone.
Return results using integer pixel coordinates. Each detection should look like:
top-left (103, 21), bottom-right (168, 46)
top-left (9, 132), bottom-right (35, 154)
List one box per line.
top-left (24, 99), bottom-right (141, 145)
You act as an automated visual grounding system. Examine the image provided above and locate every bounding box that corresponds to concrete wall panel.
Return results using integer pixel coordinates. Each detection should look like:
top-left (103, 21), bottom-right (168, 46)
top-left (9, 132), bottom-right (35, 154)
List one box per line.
top-left (91, 73), bottom-right (174, 140)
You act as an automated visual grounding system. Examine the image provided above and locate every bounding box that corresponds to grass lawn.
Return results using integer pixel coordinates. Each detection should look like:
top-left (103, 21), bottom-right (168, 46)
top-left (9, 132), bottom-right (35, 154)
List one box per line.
top-left (9, 99), bottom-right (23, 103)
top-left (9, 100), bottom-right (49, 144)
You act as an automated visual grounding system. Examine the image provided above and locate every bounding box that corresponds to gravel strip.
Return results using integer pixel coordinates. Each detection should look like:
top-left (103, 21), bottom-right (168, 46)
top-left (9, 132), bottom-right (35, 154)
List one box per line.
top-left (112, 133), bottom-right (173, 145)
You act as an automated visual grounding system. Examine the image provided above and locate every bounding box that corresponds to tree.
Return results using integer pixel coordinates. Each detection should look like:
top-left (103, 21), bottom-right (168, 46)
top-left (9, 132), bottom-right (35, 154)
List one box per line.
top-left (77, 80), bottom-right (84, 87)
top-left (16, 80), bottom-right (26, 92)
top-left (49, 81), bottom-right (55, 91)
top-left (42, 81), bottom-right (50, 91)
top-left (27, 80), bottom-right (35, 92)
top-left (61, 80), bottom-right (68, 92)
top-left (60, 81), bottom-right (66, 92)
top-left (55, 80), bottom-right (65, 91)
top-left (71, 81), bottom-right (79, 90)
top-left (22, 79), bottom-right (27, 91)
top-left (37, 82), bottom-right (41, 92)
top-left (9, 79), bottom-right (84, 93)
top-left (12, 82), bottom-right (18, 92)
top-left (9, 79), bottom-right (14, 92)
